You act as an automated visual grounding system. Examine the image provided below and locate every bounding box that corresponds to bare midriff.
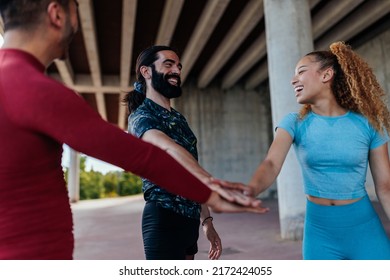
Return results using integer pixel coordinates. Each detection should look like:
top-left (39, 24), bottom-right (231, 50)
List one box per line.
top-left (307, 195), bottom-right (362, 206)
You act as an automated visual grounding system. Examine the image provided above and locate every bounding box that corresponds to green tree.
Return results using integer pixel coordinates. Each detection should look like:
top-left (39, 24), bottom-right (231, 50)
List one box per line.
top-left (78, 156), bottom-right (102, 199)
top-left (64, 156), bottom-right (143, 200)
top-left (80, 171), bottom-right (102, 199)
top-left (103, 171), bottom-right (119, 197)
top-left (118, 172), bottom-right (142, 196)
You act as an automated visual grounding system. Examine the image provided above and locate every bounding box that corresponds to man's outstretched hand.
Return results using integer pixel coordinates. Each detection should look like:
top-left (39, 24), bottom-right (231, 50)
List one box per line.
top-left (205, 191), bottom-right (269, 213)
top-left (205, 178), bottom-right (269, 213)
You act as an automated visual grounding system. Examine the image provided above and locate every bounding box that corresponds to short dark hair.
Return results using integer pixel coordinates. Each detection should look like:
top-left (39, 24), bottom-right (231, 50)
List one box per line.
top-left (0, 0), bottom-right (70, 31)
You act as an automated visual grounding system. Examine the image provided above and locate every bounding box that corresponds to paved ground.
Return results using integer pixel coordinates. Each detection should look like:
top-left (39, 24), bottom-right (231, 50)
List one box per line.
top-left (71, 195), bottom-right (390, 260)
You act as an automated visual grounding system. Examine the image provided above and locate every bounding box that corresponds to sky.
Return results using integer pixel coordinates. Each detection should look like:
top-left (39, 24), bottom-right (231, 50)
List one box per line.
top-left (62, 145), bottom-right (124, 174)
top-left (0, 34), bottom-right (122, 174)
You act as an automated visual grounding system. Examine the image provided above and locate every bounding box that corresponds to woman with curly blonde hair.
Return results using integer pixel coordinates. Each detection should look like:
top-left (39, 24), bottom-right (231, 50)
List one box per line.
top-left (248, 41), bottom-right (390, 259)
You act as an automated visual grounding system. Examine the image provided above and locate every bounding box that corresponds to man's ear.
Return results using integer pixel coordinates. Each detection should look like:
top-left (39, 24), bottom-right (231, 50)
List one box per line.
top-left (322, 67), bottom-right (334, 83)
top-left (47, 2), bottom-right (64, 28)
top-left (140, 65), bottom-right (151, 79)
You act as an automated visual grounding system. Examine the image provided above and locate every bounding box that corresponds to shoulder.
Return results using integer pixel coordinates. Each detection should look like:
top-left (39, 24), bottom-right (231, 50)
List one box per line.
top-left (348, 112), bottom-right (376, 131)
top-left (129, 103), bottom-right (156, 126)
top-left (128, 105), bottom-right (164, 137)
top-left (284, 112), bottom-right (299, 121)
top-left (2, 70), bottom-right (85, 120)
top-left (278, 112), bottom-right (300, 126)
top-left (348, 111), bottom-right (368, 123)
top-left (276, 112), bottom-right (304, 139)
top-left (0, 50), bottom-right (75, 99)
top-left (347, 112), bottom-right (389, 146)
top-left (171, 108), bottom-right (186, 119)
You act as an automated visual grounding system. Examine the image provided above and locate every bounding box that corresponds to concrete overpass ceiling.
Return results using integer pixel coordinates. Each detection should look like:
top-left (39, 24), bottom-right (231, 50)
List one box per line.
top-left (1, 0), bottom-right (388, 129)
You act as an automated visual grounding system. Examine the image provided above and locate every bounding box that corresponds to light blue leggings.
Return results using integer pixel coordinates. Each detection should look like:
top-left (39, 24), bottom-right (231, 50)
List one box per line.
top-left (303, 195), bottom-right (390, 260)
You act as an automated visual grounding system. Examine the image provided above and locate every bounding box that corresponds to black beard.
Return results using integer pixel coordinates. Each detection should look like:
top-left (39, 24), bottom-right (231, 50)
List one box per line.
top-left (151, 66), bottom-right (182, 99)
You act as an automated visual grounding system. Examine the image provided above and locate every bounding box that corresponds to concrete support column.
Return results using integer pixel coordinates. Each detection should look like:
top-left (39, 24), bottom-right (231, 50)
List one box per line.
top-left (264, 0), bottom-right (313, 240)
top-left (67, 148), bottom-right (80, 203)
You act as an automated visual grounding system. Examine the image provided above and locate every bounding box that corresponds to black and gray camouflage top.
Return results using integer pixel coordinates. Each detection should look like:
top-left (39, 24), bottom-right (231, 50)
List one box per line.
top-left (128, 98), bottom-right (201, 220)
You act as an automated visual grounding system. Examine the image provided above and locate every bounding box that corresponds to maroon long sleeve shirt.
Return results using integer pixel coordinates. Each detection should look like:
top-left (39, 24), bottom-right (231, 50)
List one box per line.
top-left (0, 49), bottom-right (211, 259)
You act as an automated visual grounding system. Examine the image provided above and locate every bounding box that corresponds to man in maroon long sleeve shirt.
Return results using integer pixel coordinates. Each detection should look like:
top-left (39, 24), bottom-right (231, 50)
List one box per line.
top-left (0, 0), bottom-right (267, 259)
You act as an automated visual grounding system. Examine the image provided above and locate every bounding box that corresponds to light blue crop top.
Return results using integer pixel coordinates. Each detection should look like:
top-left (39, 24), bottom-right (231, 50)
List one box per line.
top-left (277, 111), bottom-right (389, 199)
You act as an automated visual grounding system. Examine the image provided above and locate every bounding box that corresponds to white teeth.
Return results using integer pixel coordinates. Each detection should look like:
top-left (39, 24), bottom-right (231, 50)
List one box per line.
top-left (295, 85), bottom-right (303, 92)
top-left (168, 78), bottom-right (178, 85)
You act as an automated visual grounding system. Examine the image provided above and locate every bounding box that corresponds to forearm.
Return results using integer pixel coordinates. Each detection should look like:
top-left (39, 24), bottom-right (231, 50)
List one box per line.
top-left (370, 144), bottom-right (390, 221)
top-left (165, 144), bottom-right (212, 184)
top-left (249, 159), bottom-right (280, 195)
top-left (200, 205), bottom-right (217, 240)
top-left (200, 204), bottom-right (211, 221)
top-left (376, 185), bottom-right (390, 221)
top-left (249, 129), bottom-right (292, 196)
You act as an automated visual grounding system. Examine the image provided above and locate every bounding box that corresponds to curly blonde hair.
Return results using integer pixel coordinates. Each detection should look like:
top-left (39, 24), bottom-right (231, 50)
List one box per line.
top-left (299, 41), bottom-right (390, 134)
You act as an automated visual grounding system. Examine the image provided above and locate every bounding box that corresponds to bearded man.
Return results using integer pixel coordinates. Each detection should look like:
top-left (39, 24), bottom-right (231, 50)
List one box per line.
top-left (125, 46), bottom-right (225, 260)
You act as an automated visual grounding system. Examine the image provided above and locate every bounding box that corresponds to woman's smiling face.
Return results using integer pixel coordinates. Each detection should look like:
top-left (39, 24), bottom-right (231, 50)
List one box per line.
top-left (291, 55), bottom-right (328, 105)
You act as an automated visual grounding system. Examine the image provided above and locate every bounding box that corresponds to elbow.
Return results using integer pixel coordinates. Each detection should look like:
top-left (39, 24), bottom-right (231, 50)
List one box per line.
top-left (157, 142), bottom-right (172, 154)
top-left (375, 179), bottom-right (390, 198)
top-left (263, 158), bottom-right (282, 177)
top-left (164, 146), bottom-right (178, 159)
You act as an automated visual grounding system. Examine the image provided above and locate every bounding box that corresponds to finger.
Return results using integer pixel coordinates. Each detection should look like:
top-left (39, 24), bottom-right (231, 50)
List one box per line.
top-left (209, 250), bottom-right (214, 260)
top-left (216, 249), bottom-right (221, 259)
top-left (210, 249), bottom-right (218, 260)
top-left (211, 178), bottom-right (256, 195)
top-left (209, 248), bottom-right (216, 260)
top-left (214, 241), bottom-right (222, 259)
top-left (210, 198), bottom-right (269, 213)
top-left (225, 189), bottom-right (257, 206)
top-left (209, 184), bottom-right (236, 203)
top-left (210, 241), bottom-right (219, 259)
top-left (243, 206), bottom-right (270, 214)
top-left (217, 188), bottom-right (254, 206)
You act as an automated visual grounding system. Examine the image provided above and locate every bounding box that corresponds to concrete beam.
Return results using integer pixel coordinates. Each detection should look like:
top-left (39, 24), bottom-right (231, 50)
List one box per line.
top-left (315, 0), bottom-right (390, 50)
top-left (78, 0), bottom-right (106, 119)
top-left (309, 0), bottom-right (321, 9)
top-left (54, 58), bottom-right (75, 86)
top-left (181, 0), bottom-right (230, 83)
top-left (118, 0), bottom-right (137, 129)
top-left (197, 0), bottom-right (263, 89)
top-left (0, 17), bottom-right (4, 35)
top-left (222, 33), bottom-right (266, 89)
top-left (49, 73), bottom-right (133, 93)
top-left (312, 0), bottom-right (364, 39)
top-left (155, 0), bottom-right (185, 45)
top-left (95, 92), bottom-right (107, 120)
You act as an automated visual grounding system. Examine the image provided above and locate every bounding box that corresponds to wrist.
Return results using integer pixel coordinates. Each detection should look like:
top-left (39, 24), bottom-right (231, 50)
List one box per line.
top-left (201, 216), bottom-right (213, 226)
